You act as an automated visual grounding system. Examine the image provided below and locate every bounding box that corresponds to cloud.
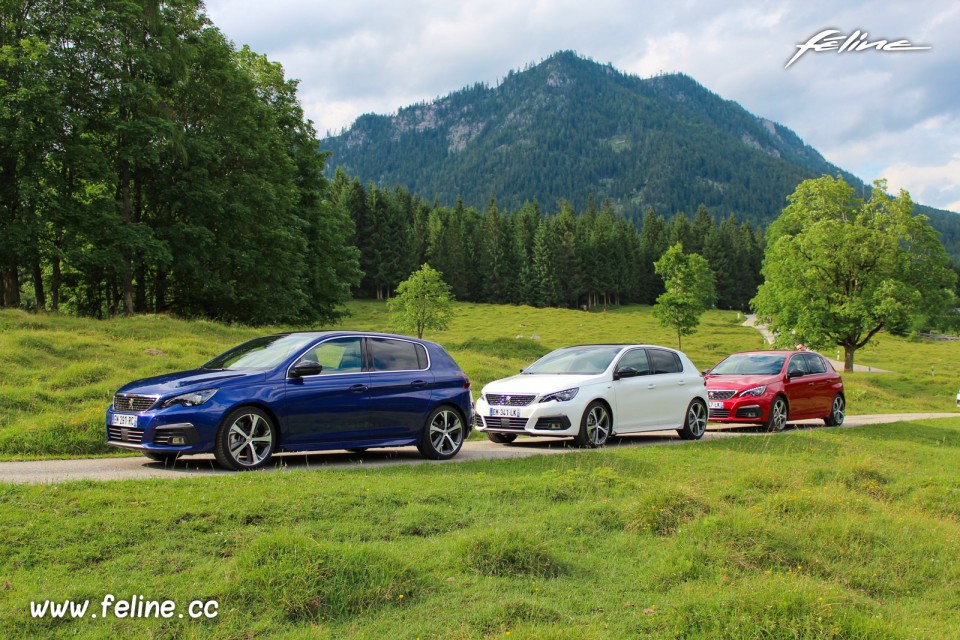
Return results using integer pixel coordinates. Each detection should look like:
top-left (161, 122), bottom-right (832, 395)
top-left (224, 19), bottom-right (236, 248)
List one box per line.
top-left (203, 0), bottom-right (960, 211)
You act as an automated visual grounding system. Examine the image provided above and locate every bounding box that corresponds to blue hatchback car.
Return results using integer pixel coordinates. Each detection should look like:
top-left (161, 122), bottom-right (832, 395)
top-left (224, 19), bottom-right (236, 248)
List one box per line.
top-left (106, 331), bottom-right (473, 470)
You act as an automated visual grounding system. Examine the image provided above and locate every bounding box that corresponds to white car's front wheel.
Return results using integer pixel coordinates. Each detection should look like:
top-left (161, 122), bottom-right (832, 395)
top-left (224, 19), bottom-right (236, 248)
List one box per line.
top-left (573, 401), bottom-right (611, 448)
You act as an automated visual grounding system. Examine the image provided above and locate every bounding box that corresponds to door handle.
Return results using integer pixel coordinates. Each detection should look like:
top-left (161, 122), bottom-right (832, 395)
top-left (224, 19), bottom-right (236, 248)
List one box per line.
top-left (410, 380), bottom-right (426, 388)
top-left (677, 380), bottom-right (686, 385)
top-left (647, 384), bottom-right (656, 389)
top-left (349, 384), bottom-right (368, 393)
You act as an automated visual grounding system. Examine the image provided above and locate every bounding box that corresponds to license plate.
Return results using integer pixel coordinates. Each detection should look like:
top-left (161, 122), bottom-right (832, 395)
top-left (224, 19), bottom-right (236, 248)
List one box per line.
top-left (708, 401), bottom-right (725, 410)
top-left (490, 407), bottom-right (521, 418)
top-left (112, 413), bottom-right (139, 428)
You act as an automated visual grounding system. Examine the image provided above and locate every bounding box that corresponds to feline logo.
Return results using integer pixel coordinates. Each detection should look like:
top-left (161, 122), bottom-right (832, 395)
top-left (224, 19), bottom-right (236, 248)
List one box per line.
top-left (786, 29), bottom-right (931, 69)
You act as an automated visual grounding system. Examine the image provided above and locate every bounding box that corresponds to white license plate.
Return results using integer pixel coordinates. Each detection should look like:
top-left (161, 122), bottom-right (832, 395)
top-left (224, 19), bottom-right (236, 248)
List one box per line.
top-left (490, 407), bottom-right (521, 418)
top-left (708, 401), bottom-right (725, 410)
top-left (112, 413), bottom-right (139, 428)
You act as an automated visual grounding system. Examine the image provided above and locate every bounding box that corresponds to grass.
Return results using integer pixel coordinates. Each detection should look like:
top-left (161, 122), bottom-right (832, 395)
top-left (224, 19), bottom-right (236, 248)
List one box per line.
top-left (0, 301), bottom-right (957, 459)
top-left (2, 418), bottom-right (960, 638)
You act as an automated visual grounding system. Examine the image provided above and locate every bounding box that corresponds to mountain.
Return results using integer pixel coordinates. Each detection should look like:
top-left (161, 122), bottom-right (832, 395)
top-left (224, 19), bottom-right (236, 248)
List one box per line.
top-left (320, 50), bottom-right (960, 253)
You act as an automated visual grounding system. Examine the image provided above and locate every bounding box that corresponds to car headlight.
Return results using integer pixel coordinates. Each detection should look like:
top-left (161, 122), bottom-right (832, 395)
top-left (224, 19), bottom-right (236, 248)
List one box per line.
top-left (539, 388), bottom-right (579, 403)
top-left (159, 388), bottom-right (218, 409)
top-left (739, 385), bottom-right (767, 398)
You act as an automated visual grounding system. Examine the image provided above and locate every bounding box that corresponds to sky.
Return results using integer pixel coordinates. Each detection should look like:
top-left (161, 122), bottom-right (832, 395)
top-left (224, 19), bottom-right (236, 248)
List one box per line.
top-left (203, 0), bottom-right (960, 213)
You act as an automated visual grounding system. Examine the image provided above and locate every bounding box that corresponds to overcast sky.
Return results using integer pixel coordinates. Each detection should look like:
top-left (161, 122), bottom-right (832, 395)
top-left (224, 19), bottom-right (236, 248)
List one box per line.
top-left (204, 0), bottom-right (960, 213)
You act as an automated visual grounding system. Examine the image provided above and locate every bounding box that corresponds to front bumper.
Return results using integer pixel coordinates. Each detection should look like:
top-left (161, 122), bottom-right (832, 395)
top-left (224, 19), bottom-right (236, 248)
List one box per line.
top-left (105, 405), bottom-right (218, 454)
top-left (707, 394), bottom-right (772, 423)
top-left (474, 396), bottom-right (580, 436)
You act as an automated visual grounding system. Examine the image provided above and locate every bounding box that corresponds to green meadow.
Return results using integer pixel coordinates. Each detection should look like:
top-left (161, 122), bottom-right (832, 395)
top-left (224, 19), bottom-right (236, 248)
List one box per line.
top-left (0, 301), bottom-right (957, 460)
top-left (2, 418), bottom-right (960, 638)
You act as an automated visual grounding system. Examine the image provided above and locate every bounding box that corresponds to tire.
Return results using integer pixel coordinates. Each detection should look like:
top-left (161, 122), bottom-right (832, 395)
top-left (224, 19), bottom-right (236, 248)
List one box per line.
top-left (824, 394), bottom-right (845, 426)
top-left (765, 396), bottom-right (788, 432)
top-left (486, 432), bottom-right (518, 444)
top-left (678, 399), bottom-right (708, 440)
top-left (573, 401), bottom-right (612, 448)
top-left (213, 407), bottom-right (276, 471)
top-left (417, 406), bottom-right (466, 460)
top-left (143, 451), bottom-right (179, 464)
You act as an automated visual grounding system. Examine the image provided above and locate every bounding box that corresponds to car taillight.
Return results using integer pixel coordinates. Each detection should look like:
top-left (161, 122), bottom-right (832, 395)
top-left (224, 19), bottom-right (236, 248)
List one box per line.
top-left (457, 373), bottom-right (471, 389)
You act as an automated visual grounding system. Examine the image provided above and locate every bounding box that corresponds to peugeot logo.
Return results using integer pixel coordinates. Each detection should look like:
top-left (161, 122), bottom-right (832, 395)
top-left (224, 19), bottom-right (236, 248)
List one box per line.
top-left (505, 396), bottom-right (511, 404)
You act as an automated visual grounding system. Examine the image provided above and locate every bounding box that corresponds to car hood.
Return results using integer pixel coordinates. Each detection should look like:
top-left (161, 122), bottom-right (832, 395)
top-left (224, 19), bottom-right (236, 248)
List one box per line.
top-left (704, 374), bottom-right (779, 389)
top-left (116, 369), bottom-right (266, 397)
top-left (482, 373), bottom-right (600, 397)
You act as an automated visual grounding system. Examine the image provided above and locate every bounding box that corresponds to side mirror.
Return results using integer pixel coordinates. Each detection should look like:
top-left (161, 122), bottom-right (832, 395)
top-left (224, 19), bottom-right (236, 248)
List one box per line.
top-left (787, 368), bottom-right (805, 379)
top-left (701, 369), bottom-right (711, 376)
top-left (614, 366), bottom-right (639, 380)
top-left (290, 361), bottom-right (323, 378)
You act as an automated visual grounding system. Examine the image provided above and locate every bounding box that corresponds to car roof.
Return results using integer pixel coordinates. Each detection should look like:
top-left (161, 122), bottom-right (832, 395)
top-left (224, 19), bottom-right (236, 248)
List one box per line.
top-left (268, 330), bottom-right (432, 343)
top-left (727, 350), bottom-right (819, 356)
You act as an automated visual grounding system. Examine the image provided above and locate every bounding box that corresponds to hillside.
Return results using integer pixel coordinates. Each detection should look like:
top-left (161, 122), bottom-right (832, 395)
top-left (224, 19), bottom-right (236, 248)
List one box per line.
top-left (321, 51), bottom-right (960, 253)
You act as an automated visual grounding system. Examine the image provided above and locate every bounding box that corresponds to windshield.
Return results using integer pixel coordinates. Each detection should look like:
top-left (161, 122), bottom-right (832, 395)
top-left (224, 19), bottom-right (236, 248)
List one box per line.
top-left (202, 334), bottom-right (320, 371)
top-left (711, 353), bottom-right (786, 376)
top-left (523, 346), bottom-right (622, 375)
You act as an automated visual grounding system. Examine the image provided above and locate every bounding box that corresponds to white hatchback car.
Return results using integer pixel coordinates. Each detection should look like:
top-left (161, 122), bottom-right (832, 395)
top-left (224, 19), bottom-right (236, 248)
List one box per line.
top-left (475, 344), bottom-right (708, 447)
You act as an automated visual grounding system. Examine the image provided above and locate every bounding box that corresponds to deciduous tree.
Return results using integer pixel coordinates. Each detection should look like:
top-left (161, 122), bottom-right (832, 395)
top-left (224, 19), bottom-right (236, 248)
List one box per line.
top-left (388, 263), bottom-right (454, 339)
top-left (752, 176), bottom-right (956, 372)
top-left (653, 243), bottom-right (716, 349)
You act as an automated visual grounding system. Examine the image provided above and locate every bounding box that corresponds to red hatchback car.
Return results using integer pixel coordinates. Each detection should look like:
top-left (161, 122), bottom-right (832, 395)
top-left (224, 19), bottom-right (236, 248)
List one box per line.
top-left (704, 350), bottom-right (845, 432)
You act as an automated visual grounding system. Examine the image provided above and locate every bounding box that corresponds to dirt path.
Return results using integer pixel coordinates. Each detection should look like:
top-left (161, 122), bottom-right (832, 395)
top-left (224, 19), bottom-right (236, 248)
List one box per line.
top-left (742, 314), bottom-right (893, 373)
top-left (0, 413), bottom-right (953, 484)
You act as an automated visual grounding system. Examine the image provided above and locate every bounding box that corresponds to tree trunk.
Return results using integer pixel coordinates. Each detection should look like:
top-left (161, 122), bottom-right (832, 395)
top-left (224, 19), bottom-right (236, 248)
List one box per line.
top-left (32, 260), bottom-right (45, 311)
top-left (843, 345), bottom-right (855, 373)
top-left (3, 265), bottom-right (20, 307)
top-left (51, 254), bottom-right (61, 312)
top-left (135, 264), bottom-right (146, 312)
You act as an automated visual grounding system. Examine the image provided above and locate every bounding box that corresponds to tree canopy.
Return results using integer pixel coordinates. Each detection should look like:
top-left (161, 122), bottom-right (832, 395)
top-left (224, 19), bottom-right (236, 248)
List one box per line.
top-left (0, 0), bottom-right (359, 323)
top-left (752, 175), bottom-right (956, 372)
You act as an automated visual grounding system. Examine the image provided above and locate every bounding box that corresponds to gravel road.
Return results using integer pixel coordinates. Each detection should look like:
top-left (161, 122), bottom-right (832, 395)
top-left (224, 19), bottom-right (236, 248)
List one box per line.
top-left (0, 413), bottom-right (954, 484)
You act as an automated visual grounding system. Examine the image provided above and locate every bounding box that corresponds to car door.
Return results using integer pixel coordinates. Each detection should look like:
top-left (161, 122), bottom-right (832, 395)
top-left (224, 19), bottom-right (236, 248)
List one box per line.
top-left (644, 348), bottom-right (690, 430)
top-left (365, 337), bottom-right (435, 439)
top-left (783, 353), bottom-right (814, 417)
top-left (802, 353), bottom-right (833, 415)
top-left (611, 348), bottom-right (654, 432)
top-left (282, 337), bottom-right (371, 445)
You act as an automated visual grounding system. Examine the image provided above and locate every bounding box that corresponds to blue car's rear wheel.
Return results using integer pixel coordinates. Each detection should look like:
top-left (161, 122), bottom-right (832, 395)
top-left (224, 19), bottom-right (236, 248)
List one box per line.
top-left (417, 406), bottom-right (465, 460)
top-left (214, 407), bottom-right (276, 471)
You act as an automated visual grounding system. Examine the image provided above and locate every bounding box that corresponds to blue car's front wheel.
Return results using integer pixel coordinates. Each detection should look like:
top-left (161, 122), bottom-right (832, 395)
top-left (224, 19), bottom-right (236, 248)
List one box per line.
top-left (214, 407), bottom-right (276, 471)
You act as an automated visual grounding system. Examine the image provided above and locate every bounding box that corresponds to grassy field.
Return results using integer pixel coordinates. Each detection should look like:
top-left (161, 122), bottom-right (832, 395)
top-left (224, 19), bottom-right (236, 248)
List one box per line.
top-left (2, 418), bottom-right (959, 638)
top-left (1, 302), bottom-right (958, 459)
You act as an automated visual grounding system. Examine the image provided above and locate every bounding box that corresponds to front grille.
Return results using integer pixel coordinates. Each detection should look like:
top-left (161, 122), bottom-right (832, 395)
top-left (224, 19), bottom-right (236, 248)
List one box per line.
top-left (113, 394), bottom-right (157, 412)
top-left (709, 409), bottom-right (730, 419)
top-left (479, 416), bottom-right (528, 430)
top-left (107, 426), bottom-right (144, 444)
top-left (485, 394), bottom-right (536, 407)
top-left (708, 390), bottom-right (736, 400)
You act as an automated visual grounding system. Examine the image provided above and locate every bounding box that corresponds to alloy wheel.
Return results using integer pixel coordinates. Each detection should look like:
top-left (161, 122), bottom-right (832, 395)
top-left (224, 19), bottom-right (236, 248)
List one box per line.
top-left (586, 405), bottom-right (611, 446)
top-left (429, 409), bottom-right (464, 456)
top-left (226, 412), bottom-right (274, 467)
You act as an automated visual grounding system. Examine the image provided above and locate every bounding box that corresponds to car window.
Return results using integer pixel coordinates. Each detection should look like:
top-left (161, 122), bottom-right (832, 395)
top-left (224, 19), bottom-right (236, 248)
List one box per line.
top-left (616, 349), bottom-right (650, 375)
top-left (647, 349), bottom-right (682, 374)
top-left (368, 338), bottom-right (426, 372)
top-left (787, 355), bottom-right (809, 374)
top-left (803, 353), bottom-right (827, 374)
top-left (523, 346), bottom-right (622, 375)
top-left (204, 333), bottom-right (319, 371)
top-left (296, 337), bottom-right (363, 374)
